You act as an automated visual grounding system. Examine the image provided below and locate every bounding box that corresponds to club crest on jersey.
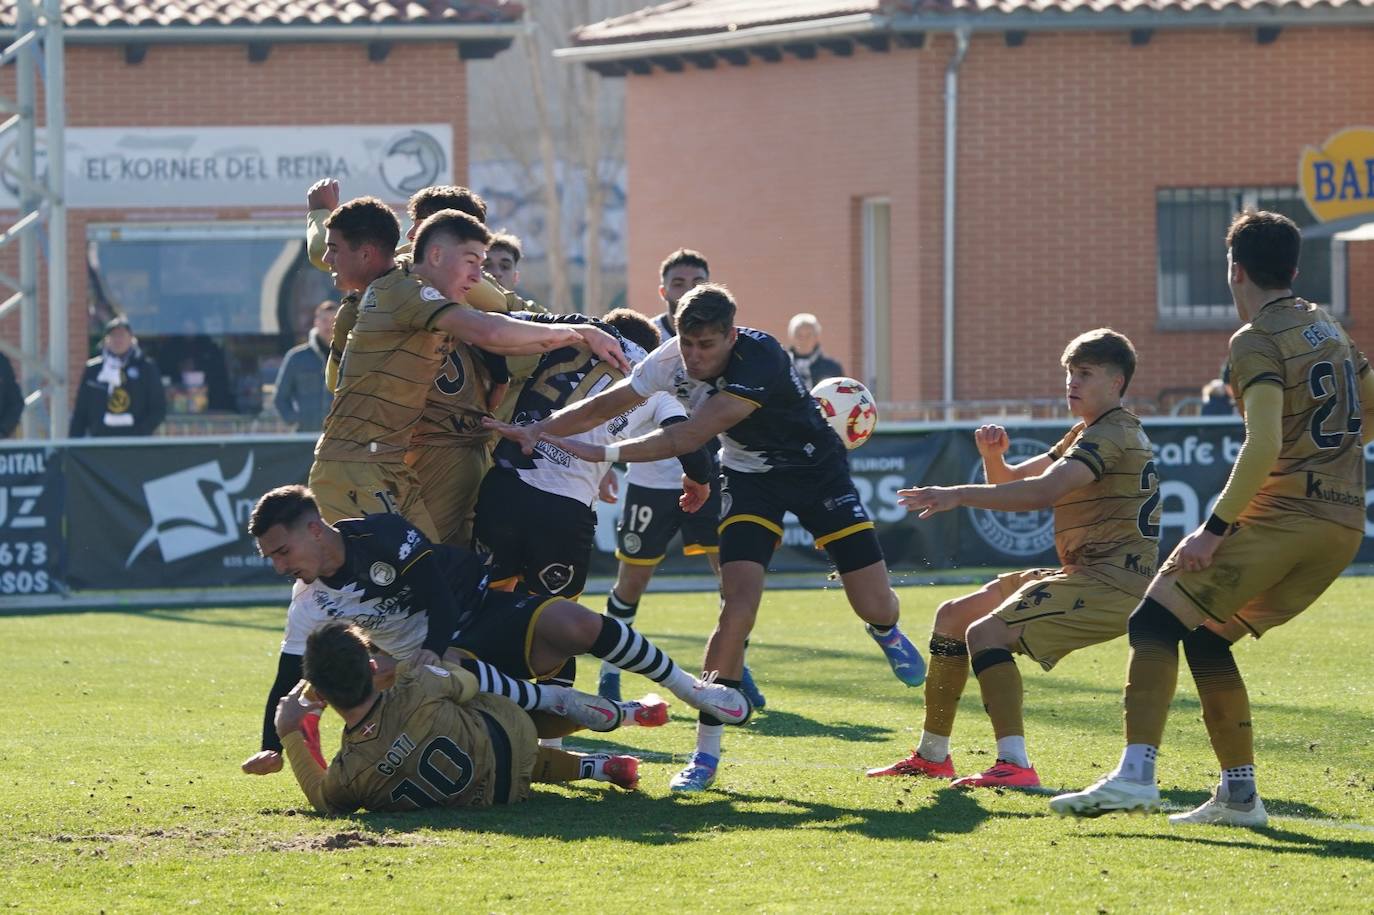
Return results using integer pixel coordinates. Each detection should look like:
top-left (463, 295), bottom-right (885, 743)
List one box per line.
top-left (621, 533), bottom-right (642, 555)
top-left (538, 562), bottom-right (574, 593)
top-left (370, 561), bottom-right (397, 586)
top-left (421, 285), bottom-right (445, 303)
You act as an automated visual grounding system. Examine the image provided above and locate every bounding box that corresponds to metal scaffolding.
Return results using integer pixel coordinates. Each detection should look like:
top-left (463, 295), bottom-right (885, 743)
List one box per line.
top-left (0, 0), bottom-right (66, 439)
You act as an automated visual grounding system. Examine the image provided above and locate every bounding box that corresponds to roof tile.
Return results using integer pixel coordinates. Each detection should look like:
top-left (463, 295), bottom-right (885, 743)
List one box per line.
top-left (0, 0), bottom-right (523, 29)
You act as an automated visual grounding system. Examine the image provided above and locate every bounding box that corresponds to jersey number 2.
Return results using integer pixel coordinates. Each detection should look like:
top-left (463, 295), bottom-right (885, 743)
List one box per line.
top-left (388, 736), bottom-right (475, 809)
top-left (1136, 460), bottom-right (1161, 539)
top-left (1308, 359), bottom-right (1362, 450)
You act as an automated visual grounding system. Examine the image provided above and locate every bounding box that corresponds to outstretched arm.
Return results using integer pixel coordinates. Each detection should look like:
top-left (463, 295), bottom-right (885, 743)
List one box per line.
top-left (485, 376), bottom-right (648, 454)
top-left (899, 456), bottom-right (1096, 518)
top-left (547, 392), bottom-right (753, 465)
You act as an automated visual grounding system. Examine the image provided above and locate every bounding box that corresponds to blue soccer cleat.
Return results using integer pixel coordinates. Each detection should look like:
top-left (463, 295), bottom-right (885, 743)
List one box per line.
top-left (668, 752), bottom-right (719, 792)
top-left (597, 670), bottom-right (622, 703)
top-left (867, 624), bottom-right (927, 687)
top-left (739, 664), bottom-right (767, 710)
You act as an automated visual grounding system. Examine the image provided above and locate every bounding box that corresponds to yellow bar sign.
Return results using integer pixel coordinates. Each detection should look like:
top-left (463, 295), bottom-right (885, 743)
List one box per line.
top-left (1301, 127), bottom-right (1374, 223)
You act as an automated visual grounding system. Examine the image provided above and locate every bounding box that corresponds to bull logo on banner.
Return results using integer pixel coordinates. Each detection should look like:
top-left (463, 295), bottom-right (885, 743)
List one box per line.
top-left (965, 437), bottom-right (1057, 558)
top-left (125, 453), bottom-right (255, 566)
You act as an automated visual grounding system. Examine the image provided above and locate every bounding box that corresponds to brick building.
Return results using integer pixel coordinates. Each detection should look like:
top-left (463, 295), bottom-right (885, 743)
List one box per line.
top-left (560, 0), bottom-right (1374, 416)
top-left (0, 0), bottom-right (521, 433)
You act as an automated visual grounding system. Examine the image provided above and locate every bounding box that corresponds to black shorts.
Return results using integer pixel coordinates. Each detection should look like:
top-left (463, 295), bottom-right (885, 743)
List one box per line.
top-left (718, 457), bottom-right (882, 573)
top-left (452, 589), bottom-right (563, 681)
top-left (615, 479), bottom-right (721, 565)
top-left (473, 469), bottom-right (595, 597)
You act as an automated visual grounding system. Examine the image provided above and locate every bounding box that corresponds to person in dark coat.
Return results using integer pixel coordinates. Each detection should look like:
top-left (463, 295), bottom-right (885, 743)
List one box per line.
top-left (0, 352), bottom-right (21, 437)
top-left (787, 312), bottom-right (845, 390)
top-left (273, 300), bottom-right (337, 431)
top-left (69, 316), bottom-right (166, 437)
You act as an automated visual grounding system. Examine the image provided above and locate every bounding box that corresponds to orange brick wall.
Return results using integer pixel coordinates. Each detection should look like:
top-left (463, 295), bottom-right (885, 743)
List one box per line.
top-left (0, 41), bottom-right (469, 419)
top-left (622, 27), bottom-right (1374, 409)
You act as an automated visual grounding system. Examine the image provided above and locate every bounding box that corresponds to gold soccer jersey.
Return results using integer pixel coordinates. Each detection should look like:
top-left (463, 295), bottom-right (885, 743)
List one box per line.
top-left (287, 662), bottom-right (533, 814)
top-left (1046, 408), bottom-right (1160, 596)
top-left (410, 341), bottom-right (495, 447)
top-left (315, 266), bottom-right (456, 463)
top-left (1227, 299), bottom-right (1369, 532)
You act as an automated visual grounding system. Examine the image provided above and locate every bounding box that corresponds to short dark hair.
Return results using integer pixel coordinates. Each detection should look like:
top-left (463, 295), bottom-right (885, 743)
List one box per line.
top-left (1061, 328), bottom-right (1137, 395)
top-left (660, 248), bottom-right (709, 282)
top-left (325, 197), bottom-right (401, 254)
top-left (1226, 208), bottom-right (1300, 291)
top-left (315, 299), bottom-right (339, 317)
top-left (603, 308), bottom-right (659, 355)
top-left (488, 231), bottom-right (523, 265)
top-left (248, 484), bottom-right (320, 537)
top-left (303, 621), bottom-right (374, 710)
top-left (408, 185), bottom-right (488, 225)
top-left (413, 209), bottom-right (493, 263)
top-left (676, 284), bottom-right (736, 337)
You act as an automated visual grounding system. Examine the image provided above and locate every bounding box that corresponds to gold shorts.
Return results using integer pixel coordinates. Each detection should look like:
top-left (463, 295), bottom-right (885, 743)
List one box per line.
top-left (406, 442), bottom-right (491, 548)
top-left (992, 567), bottom-right (1138, 670)
top-left (466, 693), bottom-right (536, 805)
top-left (307, 458), bottom-right (439, 542)
top-left (1159, 514), bottom-right (1362, 641)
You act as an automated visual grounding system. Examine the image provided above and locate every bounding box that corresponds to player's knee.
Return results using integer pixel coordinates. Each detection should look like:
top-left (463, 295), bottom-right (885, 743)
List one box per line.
top-left (1127, 597), bottom-right (1190, 646)
top-left (933, 598), bottom-right (972, 637)
top-left (1182, 626), bottom-right (1235, 664)
top-left (965, 615), bottom-right (1013, 653)
top-left (540, 600), bottom-right (600, 654)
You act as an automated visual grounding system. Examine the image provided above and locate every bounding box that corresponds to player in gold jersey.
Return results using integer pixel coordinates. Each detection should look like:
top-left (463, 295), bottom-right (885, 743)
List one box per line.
top-left (869, 329), bottom-right (1158, 789)
top-left (309, 203), bottom-right (626, 539)
top-left (274, 622), bottom-right (641, 814)
top-left (1053, 210), bottom-right (1374, 827)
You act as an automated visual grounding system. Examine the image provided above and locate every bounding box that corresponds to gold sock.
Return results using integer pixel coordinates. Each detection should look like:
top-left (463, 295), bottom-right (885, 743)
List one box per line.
top-left (924, 635), bottom-right (970, 738)
top-left (532, 747), bottom-right (583, 783)
top-left (972, 652), bottom-right (1024, 740)
top-left (1185, 633), bottom-right (1253, 769)
top-left (1123, 637), bottom-right (1180, 747)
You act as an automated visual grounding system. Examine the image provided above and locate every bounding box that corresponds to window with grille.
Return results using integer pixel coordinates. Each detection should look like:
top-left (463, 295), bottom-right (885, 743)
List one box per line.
top-left (1156, 186), bottom-right (1343, 325)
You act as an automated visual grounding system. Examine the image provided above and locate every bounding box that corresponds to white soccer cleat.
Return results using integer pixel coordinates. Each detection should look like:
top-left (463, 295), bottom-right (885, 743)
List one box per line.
top-left (548, 686), bottom-right (624, 733)
top-left (684, 671), bottom-right (752, 726)
top-left (1168, 793), bottom-right (1268, 828)
top-left (1049, 775), bottom-right (1161, 818)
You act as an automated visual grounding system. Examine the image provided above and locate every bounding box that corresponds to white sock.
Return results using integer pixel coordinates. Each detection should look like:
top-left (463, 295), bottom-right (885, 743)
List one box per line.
top-left (995, 735), bottom-right (1029, 769)
top-left (695, 723), bottom-right (723, 759)
top-left (600, 659), bottom-right (618, 676)
top-left (916, 731), bottom-right (951, 762)
top-left (1220, 764), bottom-right (1257, 804)
top-left (538, 737), bottom-right (563, 750)
top-left (660, 666), bottom-right (697, 701)
top-left (1112, 743), bottom-right (1157, 785)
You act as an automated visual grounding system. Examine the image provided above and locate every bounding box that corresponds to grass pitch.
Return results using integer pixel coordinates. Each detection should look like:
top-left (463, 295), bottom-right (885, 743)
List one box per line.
top-left (4, 580), bottom-right (1374, 913)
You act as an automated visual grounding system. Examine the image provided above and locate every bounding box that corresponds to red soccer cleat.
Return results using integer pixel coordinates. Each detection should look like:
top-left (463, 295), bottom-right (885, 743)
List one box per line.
top-left (623, 694), bottom-right (670, 727)
top-left (951, 759), bottom-right (1041, 790)
top-left (866, 749), bottom-right (956, 779)
top-left (602, 755), bottom-right (640, 791)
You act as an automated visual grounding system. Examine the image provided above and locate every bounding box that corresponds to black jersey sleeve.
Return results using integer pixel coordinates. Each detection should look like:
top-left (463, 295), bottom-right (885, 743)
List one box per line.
top-left (261, 651), bottom-right (304, 753)
top-left (397, 548), bottom-right (463, 655)
top-left (719, 333), bottom-right (788, 408)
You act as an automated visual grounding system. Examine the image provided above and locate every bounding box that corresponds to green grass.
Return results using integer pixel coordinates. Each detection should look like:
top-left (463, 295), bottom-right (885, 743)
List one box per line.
top-left (4, 581), bottom-right (1374, 913)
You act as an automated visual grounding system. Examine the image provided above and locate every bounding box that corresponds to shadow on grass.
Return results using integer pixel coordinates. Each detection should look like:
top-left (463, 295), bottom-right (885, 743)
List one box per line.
top-left (1109, 814), bottom-right (1374, 863)
top-left (324, 784), bottom-right (1035, 846)
top-left (129, 608), bottom-right (282, 633)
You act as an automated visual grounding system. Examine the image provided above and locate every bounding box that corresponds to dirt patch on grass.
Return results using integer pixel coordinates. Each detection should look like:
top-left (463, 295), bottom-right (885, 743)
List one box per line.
top-left (273, 830), bottom-right (435, 852)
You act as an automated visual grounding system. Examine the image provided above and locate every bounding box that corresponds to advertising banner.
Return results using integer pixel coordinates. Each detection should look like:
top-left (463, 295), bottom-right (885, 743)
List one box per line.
top-left (0, 124), bottom-right (454, 208)
top-left (0, 447), bottom-right (63, 598)
top-left (62, 441), bottom-right (313, 591)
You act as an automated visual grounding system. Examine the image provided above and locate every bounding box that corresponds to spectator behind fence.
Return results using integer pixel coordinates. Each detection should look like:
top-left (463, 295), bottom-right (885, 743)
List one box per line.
top-left (1200, 364), bottom-right (1236, 416)
top-left (69, 316), bottom-right (166, 438)
top-left (787, 312), bottom-right (844, 391)
top-left (0, 351), bottom-right (22, 437)
top-left (273, 300), bottom-right (338, 431)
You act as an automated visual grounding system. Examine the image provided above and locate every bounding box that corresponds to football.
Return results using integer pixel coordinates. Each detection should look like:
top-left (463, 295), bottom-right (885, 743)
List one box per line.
top-left (811, 377), bottom-right (878, 450)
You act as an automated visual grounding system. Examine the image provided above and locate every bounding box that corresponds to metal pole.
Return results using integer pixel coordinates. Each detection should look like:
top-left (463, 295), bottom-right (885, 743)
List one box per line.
top-left (941, 28), bottom-right (969, 421)
top-left (43, 0), bottom-right (66, 439)
top-left (16, 0), bottom-right (38, 438)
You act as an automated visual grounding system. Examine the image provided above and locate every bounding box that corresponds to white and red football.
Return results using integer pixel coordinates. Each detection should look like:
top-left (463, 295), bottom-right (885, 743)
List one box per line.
top-left (811, 377), bottom-right (878, 450)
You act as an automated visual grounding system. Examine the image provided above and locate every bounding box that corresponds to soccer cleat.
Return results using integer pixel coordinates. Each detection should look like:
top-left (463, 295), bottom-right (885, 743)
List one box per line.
top-left (600, 754), bottom-right (641, 791)
top-left (1049, 775), bottom-right (1161, 818)
top-left (621, 693), bottom-right (670, 727)
top-left (668, 752), bottom-right (719, 792)
top-left (866, 749), bottom-right (956, 779)
top-left (685, 671), bottom-right (753, 726)
top-left (1168, 793), bottom-right (1268, 828)
top-left (740, 664), bottom-right (767, 710)
top-left (951, 759), bottom-right (1041, 790)
top-left (866, 624), bottom-right (927, 687)
top-left (549, 686), bottom-right (624, 733)
top-left (597, 670), bottom-right (622, 703)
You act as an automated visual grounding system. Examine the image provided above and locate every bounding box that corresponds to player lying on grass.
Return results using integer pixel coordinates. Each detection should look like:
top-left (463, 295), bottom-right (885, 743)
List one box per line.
top-left (241, 486), bottom-right (749, 776)
top-left (1052, 210), bottom-right (1374, 827)
top-left (275, 621), bottom-right (641, 814)
top-left (868, 330), bottom-right (1158, 790)
top-left (487, 284), bottom-right (925, 792)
